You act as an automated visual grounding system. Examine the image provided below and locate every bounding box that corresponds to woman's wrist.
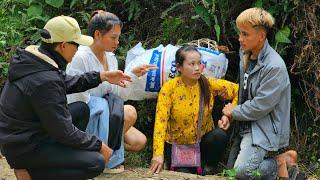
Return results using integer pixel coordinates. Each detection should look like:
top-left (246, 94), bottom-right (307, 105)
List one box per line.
top-left (223, 114), bottom-right (232, 122)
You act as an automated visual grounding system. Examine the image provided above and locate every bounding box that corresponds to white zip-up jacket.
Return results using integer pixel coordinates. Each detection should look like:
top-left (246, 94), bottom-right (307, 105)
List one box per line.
top-left (66, 46), bottom-right (137, 103)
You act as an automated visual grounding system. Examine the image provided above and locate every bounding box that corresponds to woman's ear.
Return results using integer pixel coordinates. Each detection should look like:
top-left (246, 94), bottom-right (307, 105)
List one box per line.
top-left (176, 62), bottom-right (182, 72)
top-left (94, 30), bottom-right (101, 39)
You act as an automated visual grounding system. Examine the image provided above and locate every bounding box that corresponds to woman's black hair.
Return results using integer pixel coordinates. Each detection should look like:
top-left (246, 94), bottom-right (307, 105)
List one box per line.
top-left (88, 10), bottom-right (123, 38)
top-left (175, 46), bottom-right (211, 107)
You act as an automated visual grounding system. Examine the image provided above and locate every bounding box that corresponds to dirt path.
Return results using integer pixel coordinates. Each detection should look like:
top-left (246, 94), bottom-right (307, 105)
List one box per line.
top-left (1, 157), bottom-right (225, 179)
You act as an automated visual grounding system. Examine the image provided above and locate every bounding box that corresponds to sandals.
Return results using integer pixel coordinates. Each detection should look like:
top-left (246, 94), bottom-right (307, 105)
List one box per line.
top-left (277, 164), bottom-right (299, 180)
top-left (288, 164), bottom-right (299, 180)
top-left (103, 164), bottom-right (125, 174)
top-left (277, 177), bottom-right (289, 180)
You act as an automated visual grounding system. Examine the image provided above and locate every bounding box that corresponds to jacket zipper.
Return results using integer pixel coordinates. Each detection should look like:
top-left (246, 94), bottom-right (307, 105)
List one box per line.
top-left (269, 113), bottom-right (278, 134)
top-left (250, 82), bottom-right (278, 134)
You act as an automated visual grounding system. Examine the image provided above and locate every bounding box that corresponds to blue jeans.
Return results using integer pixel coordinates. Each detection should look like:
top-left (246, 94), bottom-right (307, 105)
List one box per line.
top-left (230, 133), bottom-right (277, 180)
top-left (87, 96), bottom-right (124, 169)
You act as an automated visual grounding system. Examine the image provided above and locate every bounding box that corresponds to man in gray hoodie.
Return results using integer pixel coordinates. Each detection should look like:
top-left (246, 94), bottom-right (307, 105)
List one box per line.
top-left (222, 7), bottom-right (297, 179)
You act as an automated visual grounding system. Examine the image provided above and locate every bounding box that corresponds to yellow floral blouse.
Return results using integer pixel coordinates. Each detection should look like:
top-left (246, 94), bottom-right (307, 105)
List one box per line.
top-left (153, 76), bottom-right (238, 156)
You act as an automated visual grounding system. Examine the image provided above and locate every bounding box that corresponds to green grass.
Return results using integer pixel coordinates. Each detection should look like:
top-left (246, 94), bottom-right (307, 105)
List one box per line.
top-left (124, 139), bottom-right (153, 168)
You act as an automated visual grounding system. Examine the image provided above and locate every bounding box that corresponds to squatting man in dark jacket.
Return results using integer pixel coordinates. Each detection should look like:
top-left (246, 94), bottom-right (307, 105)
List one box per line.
top-left (0, 16), bottom-right (132, 180)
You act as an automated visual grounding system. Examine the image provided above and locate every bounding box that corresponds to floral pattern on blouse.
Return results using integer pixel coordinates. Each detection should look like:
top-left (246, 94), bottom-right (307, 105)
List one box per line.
top-left (153, 77), bottom-right (238, 156)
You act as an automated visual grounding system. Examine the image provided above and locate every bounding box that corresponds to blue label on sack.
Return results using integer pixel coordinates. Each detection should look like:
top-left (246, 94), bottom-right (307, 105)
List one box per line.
top-left (197, 47), bottom-right (221, 55)
top-left (145, 50), bottom-right (162, 92)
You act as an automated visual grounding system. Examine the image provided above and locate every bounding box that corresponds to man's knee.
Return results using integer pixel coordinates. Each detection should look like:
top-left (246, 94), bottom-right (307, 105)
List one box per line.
top-left (259, 158), bottom-right (277, 180)
top-left (235, 159), bottom-right (277, 180)
top-left (73, 101), bottom-right (90, 118)
top-left (89, 153), bottom-right (105, 175)
top-left (235, 163), bottom-right (255, 180)
top-left (69, 101), bottom-right (90, 131)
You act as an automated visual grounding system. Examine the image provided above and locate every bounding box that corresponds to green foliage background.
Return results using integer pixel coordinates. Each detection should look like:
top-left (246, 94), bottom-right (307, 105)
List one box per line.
top-left (0, 0), bottom-right (319, 177)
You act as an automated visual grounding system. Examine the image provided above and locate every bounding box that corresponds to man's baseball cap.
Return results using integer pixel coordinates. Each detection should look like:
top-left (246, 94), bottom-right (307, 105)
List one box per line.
top-left (41, 15), bottom-right (93, 46)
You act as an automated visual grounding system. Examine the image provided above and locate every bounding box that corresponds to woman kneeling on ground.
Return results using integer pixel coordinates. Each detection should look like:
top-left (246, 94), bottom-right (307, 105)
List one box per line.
top-left (150, 46), bottom-right (239, 175)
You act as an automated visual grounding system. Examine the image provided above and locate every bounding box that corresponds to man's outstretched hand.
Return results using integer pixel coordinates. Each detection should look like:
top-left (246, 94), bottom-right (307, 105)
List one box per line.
top-left (100, 70), bottom-right (132, 88)
top-left (100, 143), bottom-right (113, 163)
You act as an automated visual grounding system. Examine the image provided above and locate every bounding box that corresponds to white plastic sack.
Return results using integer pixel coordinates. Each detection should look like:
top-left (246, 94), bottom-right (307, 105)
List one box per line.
top-left (124, 43), bottom-right (228, 100)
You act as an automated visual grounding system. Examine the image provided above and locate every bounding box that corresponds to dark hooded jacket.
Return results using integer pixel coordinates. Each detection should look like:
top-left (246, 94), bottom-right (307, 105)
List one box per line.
top-left (0, 44), bottom-right (103, 159)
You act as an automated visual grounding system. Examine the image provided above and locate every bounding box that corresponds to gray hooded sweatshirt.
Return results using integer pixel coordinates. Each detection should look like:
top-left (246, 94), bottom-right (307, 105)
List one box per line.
top-left (232, 39), bottom-right (291, 151)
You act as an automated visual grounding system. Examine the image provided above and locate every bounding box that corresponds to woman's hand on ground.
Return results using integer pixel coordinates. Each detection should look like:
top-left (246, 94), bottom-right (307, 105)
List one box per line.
top-left (150, 155), bottom-right (164, 174)
top-left (100, 143), bottom-right (113, 163)
top-left (218, 115), bottom-right (230, 130)
top-left (222, 103), bottom-right (234, 118)
top-left (132, 64), bottom-right (158, 77)
top-left (100, 70), bottom-right (132, 87)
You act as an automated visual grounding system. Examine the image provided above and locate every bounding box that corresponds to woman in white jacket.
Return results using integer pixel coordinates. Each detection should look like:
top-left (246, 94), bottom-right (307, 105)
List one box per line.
top-left (67, 10), bottom-right (156, 170)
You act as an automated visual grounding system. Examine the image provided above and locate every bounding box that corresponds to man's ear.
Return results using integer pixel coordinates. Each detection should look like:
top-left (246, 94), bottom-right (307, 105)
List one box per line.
top-left (55, 42), bottom-right (66, 54)
top-left (259, 29), bottom-right (267, 42)
top-left (59, 41), bottom-right (66, 48)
